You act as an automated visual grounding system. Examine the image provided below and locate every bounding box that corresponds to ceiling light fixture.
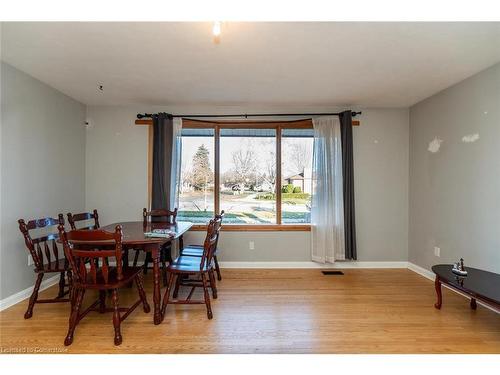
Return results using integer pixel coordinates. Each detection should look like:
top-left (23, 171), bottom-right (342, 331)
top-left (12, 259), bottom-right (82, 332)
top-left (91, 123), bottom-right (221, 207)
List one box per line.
top-left (212, 21), bottom-right (222, 44)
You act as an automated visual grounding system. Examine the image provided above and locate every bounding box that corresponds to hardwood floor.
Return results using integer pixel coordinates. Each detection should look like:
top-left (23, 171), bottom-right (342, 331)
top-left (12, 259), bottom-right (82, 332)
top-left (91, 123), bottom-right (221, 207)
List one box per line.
top-left (0, 269), bottom-right (498, 353)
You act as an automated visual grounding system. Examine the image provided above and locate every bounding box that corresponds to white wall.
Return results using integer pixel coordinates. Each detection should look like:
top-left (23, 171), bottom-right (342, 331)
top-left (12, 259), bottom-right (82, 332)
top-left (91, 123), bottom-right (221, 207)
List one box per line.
top-left (85, 105), bottom-right (409, 262)
top-left (409, 62), bottom-right (500, 273)
top-left (0, 62), bottom-right (86, 298)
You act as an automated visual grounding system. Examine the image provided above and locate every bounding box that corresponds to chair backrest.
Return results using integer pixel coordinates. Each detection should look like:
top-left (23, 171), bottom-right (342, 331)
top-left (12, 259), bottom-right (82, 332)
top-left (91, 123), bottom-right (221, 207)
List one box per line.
top-left (58, 225), bottom-right (123, 286)
top-left (18, 215), bottom-right (66, 271)
top-left (200, 211), bottom-right (224, 270)
top-left (67, 209), bottom-right (100, 230)
top-left (143, 207), bottom-right (177, 225)
top-left (212, 210), bottom-right (224, 252)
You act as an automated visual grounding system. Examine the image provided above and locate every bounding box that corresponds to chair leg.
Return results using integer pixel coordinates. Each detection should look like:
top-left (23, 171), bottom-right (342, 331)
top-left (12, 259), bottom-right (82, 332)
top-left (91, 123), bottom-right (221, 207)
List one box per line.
top-left (65, 288), bottom-right (85, 346)
top-left (67, 270), bottom-right (73, 303)
top-left (162, 267), bottom-right (169, 287)
top-left (70, 278), bottom-right (78, 308)
top-left (24, 273), bottom-right (43, 319)
top-left (99, 290), bottom-right (106, 313)
top-left (135, 274), bottom-right (151, 313)
top-left (161, 252), bottom-right (168, 287)
top-left (57, 271), bottom-right (66, 298)
top-left (161, 273), bottom-right (175, 319)
top-left (214, 255), bottom-right (222, 281)
top-left (209, 269), bottom-right (218, 299)
top-left (133, 250), bottom-right (140, 268)
top-left (201, 273), bottom-right (213, 319)
top-left (163, 244), bottom-right (173, 263)
top-left (143, 252), bottom-right (151, 274)
top-left (172, 274), bottom-right (182, 298)
top-left (111, 289), bottom-right (122, 346)
top-left (122, 249), bottom-right (129, 268)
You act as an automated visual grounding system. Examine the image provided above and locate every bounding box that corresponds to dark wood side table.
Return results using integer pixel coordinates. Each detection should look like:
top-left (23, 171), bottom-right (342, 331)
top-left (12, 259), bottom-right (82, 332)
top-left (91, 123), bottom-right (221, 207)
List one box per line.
top-left (432, 264), bottom-right (500, 311)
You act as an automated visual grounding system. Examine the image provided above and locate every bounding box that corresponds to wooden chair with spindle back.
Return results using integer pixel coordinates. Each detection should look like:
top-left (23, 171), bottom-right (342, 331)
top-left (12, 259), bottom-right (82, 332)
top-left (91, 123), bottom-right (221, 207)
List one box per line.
top-left (58, 224), bottom-right (150, 346)
top-left (18, 215), bottom-right (72, 319)
top-left (142, 207), bottom-right (178, 227)
top-left (161, 215), bottom-right (223, 320)
top-left (132, 207), bottom-right (178, 285)
top-left (179, 210), bottom-right (225, 281)
top-left (66, 209), bottom-right (130, 268)
top-left (67, 209), bottom-right (100, 230)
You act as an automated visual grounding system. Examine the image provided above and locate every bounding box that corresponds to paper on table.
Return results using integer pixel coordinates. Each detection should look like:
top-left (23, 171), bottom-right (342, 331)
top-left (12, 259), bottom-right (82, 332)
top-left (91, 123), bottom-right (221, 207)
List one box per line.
top-left (144, 229), bottom-right (175, 238)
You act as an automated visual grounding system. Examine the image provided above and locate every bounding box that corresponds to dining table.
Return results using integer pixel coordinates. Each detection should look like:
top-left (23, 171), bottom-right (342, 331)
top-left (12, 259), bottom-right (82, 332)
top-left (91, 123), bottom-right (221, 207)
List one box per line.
top-left (96, 220), bottom-right (193, 324)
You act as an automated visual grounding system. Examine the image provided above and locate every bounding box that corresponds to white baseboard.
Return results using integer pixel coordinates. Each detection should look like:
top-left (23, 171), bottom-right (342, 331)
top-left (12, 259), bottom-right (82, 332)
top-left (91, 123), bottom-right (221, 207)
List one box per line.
top-left (0, 274), bottom-right (61, 312)
top-left (407, 262), bottom-right (435, 280)
top-left (219, 261), bottom-right (409, 269)
top-left (407, 262), bottom-right (499, 314)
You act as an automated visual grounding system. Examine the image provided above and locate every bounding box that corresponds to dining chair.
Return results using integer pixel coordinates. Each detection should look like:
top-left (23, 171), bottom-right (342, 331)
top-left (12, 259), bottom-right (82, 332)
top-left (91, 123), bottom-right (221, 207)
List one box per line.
top-left (178, 210), bottom-right (225, 281)
top-left (67, 209), bottom-right (100, 230)
top-left (132, 208), bottom-right (178, 285)
top-left (58, 224), bottom-right (150, 346)
top-left (67, 209), bottom-right (134, 269)
top-left (161, 215), bottom-right (223, 320)
top-left (18, 215), bottom-right (71, 319)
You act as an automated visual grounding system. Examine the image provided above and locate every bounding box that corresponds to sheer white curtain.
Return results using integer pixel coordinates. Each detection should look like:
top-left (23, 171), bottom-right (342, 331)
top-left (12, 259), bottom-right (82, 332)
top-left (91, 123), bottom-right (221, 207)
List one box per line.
top-left (311, 116), bottom-right (345, 263)
top-left (169, 117), bottom-right (183, 210)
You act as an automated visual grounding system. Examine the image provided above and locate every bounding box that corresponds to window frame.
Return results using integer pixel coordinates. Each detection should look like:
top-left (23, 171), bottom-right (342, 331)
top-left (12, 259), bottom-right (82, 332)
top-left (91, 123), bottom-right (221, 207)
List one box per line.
top-left (151, 118), bottom-right (313, 231)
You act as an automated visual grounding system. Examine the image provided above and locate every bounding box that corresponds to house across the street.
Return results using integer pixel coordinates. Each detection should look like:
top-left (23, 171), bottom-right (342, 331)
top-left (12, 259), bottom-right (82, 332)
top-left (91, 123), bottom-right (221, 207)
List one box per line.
top-left (284, 168), bottom-right (312, 194)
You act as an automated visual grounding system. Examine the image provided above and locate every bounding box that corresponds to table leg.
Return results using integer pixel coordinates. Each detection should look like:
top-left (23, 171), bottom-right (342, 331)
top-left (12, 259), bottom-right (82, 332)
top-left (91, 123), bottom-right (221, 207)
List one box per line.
top-left (470, 298), bottom-right (477, 310)
top-left (179, 235), bottom-right (184, 252)
top-left (151, 245), bottom-right (162, 325)
top-left (434, 276), bottom-right (442, 309)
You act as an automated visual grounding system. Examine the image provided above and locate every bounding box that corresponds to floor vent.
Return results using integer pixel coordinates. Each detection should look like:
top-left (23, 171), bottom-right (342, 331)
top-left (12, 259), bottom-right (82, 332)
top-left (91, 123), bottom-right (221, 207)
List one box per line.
top-left (321, 270), bottom-right (344, 276)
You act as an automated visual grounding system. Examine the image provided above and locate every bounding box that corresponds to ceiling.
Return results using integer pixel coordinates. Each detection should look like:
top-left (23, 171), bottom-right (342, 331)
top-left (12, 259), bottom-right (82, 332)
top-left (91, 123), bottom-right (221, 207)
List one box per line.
top-left (2, 22), bottom-right (500, 107)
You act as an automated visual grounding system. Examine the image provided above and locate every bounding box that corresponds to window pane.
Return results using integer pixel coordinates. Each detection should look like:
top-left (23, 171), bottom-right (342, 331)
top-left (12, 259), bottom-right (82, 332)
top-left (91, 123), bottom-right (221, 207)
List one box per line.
top-left (281, 128), bottom-right (314, 223)
top-left (220, 128), bottom-right (276, 224)
top-left (178, 129), bottom-right (214, 223)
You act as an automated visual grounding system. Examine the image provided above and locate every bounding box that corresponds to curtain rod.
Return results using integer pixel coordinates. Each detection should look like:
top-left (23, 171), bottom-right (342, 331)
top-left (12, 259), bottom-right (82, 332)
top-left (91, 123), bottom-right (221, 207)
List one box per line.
top-left (136, 111), bottom-right (361, 120)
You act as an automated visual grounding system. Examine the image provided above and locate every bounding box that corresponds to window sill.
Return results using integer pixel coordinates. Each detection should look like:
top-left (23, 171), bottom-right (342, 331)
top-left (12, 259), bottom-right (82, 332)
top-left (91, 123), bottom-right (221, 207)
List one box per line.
top-left (188, 224), bottom-right (311, 232)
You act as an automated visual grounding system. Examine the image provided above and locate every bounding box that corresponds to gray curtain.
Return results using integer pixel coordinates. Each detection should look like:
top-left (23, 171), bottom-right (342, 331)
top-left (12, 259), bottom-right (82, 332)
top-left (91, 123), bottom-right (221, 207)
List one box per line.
top-left (339, 111), bottom-right (357, 260)
top-left (151, 113), bottom-right (173, 221)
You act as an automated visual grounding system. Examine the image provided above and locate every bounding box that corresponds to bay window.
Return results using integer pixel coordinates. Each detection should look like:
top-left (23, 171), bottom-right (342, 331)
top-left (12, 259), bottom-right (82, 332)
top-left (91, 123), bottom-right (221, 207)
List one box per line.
top-left (178, 120), bottom-right (313, 230)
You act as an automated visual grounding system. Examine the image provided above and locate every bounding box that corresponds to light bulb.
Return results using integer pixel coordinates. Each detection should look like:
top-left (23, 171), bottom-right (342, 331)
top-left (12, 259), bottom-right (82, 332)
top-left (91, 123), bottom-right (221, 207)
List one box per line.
top-left (213, 21), bottom-right (221, 37)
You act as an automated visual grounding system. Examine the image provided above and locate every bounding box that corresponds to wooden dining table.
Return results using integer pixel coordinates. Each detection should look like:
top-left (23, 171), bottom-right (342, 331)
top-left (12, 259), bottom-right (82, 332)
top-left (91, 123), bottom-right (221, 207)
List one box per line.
top-left (96, 220), bottom-right (193, 325)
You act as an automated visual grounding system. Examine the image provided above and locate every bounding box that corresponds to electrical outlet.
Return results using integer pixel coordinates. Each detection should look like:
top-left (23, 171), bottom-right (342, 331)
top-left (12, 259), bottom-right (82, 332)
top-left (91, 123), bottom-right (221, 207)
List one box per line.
top-left (434, 247), bottom-right (441, 257)
top-left (249, 241), bottom-right (255, 250)
top-left (28, 254), bottom-right (34, 266)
